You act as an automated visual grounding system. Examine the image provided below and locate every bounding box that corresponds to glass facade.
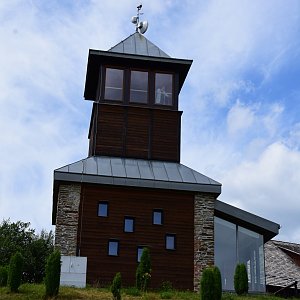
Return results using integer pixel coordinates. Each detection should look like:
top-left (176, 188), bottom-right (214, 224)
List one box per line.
top-left (214, 216), bottom-right (265, 292)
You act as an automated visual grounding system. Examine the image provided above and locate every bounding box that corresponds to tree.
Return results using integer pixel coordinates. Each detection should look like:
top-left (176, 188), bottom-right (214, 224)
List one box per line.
top-left (212, 266), bottom-right (222, 300)
top-left (0, 219), bottom-right (53, 283)
top-left (136, 248), bottom-right (151, 291)
top-left (234, 263), bottom-right (248, 295)
top-left (200, 267), bottom-right (215, 300)
top-left (7, 252), bottom-right (24, 292)
top-left (111, 272), bottom-right (122, 300)
top-left (45, 250), bottom-right (61, 298)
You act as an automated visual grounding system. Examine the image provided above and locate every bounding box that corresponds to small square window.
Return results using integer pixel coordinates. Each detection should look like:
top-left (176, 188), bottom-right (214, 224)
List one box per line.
top-left (124, 217), bottom-right (135, 233)
top-left (166, 234), bottom-right (176, 250)
top-left (98, 201), bottom-right (108, 217)
top-left (153, 209), bottom-right (163, 225)
top-left (108, 239), bottom-right (119, 256)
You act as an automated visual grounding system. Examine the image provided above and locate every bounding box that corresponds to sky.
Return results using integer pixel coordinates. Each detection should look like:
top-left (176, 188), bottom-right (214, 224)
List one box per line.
top-left (0, 0), bottom-right (300, 243)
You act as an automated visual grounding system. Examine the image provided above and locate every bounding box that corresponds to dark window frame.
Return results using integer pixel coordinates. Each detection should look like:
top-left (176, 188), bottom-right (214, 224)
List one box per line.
top-left (165, 233), bottom-right (176, 250)
top-left (124, 216), bottom-right (135, 233)
top-left (99, 66), bottom-right (177, 109)
top-left (98, 201), bottom-right (109, 217)
top-left (137, 245), bottom-right (148, 263)
top-left (152, 209), bottom-right (164, 225)
top-left (108, 239), bottom-right (119, 256)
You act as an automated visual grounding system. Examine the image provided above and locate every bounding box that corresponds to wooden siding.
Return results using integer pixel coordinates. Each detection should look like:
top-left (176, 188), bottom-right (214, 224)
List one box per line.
top-left (77, 183), bottom-right (195, 289)
top-left (88, 103), bottom-right (181, 162)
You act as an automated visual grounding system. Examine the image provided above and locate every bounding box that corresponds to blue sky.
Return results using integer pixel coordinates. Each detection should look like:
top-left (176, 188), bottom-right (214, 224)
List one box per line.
top-left (0, 0), bottom-right (300, 242)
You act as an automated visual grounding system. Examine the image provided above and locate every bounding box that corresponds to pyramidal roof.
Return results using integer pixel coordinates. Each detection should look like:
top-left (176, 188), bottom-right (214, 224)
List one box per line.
top-left (108, 32), bottom-right (170, 58)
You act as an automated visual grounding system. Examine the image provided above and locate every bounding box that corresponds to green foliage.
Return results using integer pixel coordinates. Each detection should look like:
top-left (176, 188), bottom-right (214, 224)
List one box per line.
top-left (160, 280), bottom-right (173, 292)
top-left (111, 272), bottom-right (122, 300)
top-left (8, 252), bottom-right (24, 292)
top-left (44, 249), bottom-right (61, 298)
top-left (0, 219), bottom-right (54, 283)
top-left (234, 263), bottom-right (248, 295)
top-left (212, 266), bottom-right (222, 300)
top-left (0, 266), bottom-right (8, 287)
top-left (200, 267), bottom-right (215, 300)
top-left (136, 247), bottom-right (151, 291)
top-left (125, 286), bottom-right (141, 296)
top-left (160, 291), bottom-right (173, 299)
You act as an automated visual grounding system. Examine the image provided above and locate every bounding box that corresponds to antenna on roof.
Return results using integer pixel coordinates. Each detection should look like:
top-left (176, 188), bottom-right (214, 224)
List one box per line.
top-left (131, 4), bottom-right (148, 34)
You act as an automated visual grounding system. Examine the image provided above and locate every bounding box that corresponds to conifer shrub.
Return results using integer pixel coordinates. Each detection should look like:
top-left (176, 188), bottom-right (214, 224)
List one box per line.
top-left (44, 249), bottom-right (61, 298)
top-left (0, 266), bottom-right (8, 287)
top-left (136, 247), bottom-right (151, 291)
top-left (234, 263), bottom-right (248, 295)
top-left (7, 252), bottom-right (24, 292)
top-left (111, 272), bottom-right (122, 300)
top-left (200, 267), bottom-right (215, 300)
top-left (212, 266), bottom-right (222, 300)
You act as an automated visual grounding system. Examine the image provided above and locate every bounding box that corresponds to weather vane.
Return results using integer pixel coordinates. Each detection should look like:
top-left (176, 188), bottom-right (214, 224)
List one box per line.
top-left (131, 4), bottom-right (148, 34)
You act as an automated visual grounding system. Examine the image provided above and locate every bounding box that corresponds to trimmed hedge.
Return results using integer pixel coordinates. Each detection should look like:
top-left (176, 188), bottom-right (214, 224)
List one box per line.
top-left (8, 252), bottom-right (24, 292)
top-left (234, 263), bottom-right (248, 295)
top-left (44, 250), bottom-right (61, 298)
top-left (200, 266), bottom-right (222, 300)
top-left (213, 266), bottom-right (222, 300)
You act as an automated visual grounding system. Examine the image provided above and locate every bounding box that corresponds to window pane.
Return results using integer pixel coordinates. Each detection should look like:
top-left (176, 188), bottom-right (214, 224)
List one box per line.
top-left (108, 240), bottom-right (119, 256)
top-left (155, 73), bottom-right (173, 105)
top-left (137, 247), bottom-right (144, 262)
top-left (166, 234), bottom-right (175, 250)
top-left (124, 217), bottom-right (134, 233)
top-left (104, 68), bottom-right (124, 101)
top-left (98, 202), bottom-right (108, 217)
top-left (130, 71), bottom-right (148, 103)
top-left (153, 210), bottom-right (163, 225)
top-left (214, 217), bottom-right (236, 291)
top-left (238, 226), bottom-right (265, 292)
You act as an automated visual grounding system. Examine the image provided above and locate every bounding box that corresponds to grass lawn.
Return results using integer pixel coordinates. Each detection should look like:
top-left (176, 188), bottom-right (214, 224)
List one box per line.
top-left (0, 284), bottom-right (290, 299)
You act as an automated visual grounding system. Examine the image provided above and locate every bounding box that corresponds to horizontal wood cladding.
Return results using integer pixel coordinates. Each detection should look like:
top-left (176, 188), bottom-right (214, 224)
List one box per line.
top-left (88, 103), bottom-right (181, 162)
top-left (77, 184), bottom-right (194, 289)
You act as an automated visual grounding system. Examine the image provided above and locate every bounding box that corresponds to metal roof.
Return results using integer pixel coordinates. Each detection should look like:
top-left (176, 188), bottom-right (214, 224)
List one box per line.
top-left (215, 200), bottom-right (280, 241)
top-left (108, 32), bottom-right (170, 58)
top-left (54, 156), bottom-right (221, 194)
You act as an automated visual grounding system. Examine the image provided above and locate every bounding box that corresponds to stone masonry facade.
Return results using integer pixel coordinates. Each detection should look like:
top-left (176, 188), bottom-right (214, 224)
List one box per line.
top-left (55, 184), bottom-right (81, 256)
top-left (194, 193), bottom-right (215, 291)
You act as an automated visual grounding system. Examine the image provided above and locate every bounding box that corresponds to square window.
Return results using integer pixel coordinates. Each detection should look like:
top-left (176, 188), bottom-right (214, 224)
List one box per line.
top-left (104, 68), bottom-right (124, 101)
top-left (98, 201), bottom-right (108, 217)
top-left (108, 240), bottom-right (119, 256)
top-left (130, 70), bottom-right (148, 103)
top-left (166, 234), bottom-right (176, 250)
top-left (124, 217), bottom-right (135, 233)
top-left (153, 209), bottom-right (163, 225)
top-left (155, 73), bottom-right (173, 106)
top-left (137, 246), bottom-right (146, 263)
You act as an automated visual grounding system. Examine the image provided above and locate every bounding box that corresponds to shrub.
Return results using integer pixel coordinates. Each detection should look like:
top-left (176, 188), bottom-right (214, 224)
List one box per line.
top-left (160, 291), bottom-right (173, 299)
top-left (7, 252), bottom-right (24, 292)
top-left (111, 272), bottom-right (122, 300)
top-left (136, 247), bottom-right (151, 291)
top-left (44, 249), bottom-right (61, 298)
top-left (234, 263), bottom-right (248, 295)
top-left (160, 280), bottom-right (173, 292)
top-left (125, 286), bottom-right (141, 296)
top-left (200, 267), bottom-right (215, 300)
top-left (0, 266), bottom-right (8, 287)
top-left (212, 266), bottom-right (222, 300)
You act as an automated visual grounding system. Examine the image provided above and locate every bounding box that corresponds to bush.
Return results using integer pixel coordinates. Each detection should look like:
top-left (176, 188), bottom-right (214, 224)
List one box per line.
top-left (160, 280), bottom-right (173, 292)
top-left (125, 286), bottom-right (141, 296)
top-left (234, 263), bottom-right (248, 295)
top-left (0, 266), bottom-right (8, 287)
top-left (200, 267), bottom-right (215, 300)
top-left (7, 252), bottom-right (24, 292)
top-left (136, 247), bottom-right (151, 291)
top-left (212, 266), bottom-right (222, 300)
top-left (160, 291), bottom-right (173, 299)
top-left (44, 249), bottom-right (61, 298)
top-left (111, 272), bottom-right (122, 300)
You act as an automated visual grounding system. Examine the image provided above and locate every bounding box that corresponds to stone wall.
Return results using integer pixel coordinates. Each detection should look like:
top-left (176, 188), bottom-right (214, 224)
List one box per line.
top-left (55, 184), bottom-right (81, 256)
top-left (194, 193), bottom-right (215, 291)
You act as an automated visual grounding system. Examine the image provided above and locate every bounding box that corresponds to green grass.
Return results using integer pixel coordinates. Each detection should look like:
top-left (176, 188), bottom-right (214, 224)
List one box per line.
top-left (0, 284), bottom-right (293, 299)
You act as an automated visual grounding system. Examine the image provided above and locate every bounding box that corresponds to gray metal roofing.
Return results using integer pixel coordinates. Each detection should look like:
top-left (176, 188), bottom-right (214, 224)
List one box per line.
top-left (54, 156), bottom-right (221, 194)
top-left (108, 32), bottom-right (170, 58)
